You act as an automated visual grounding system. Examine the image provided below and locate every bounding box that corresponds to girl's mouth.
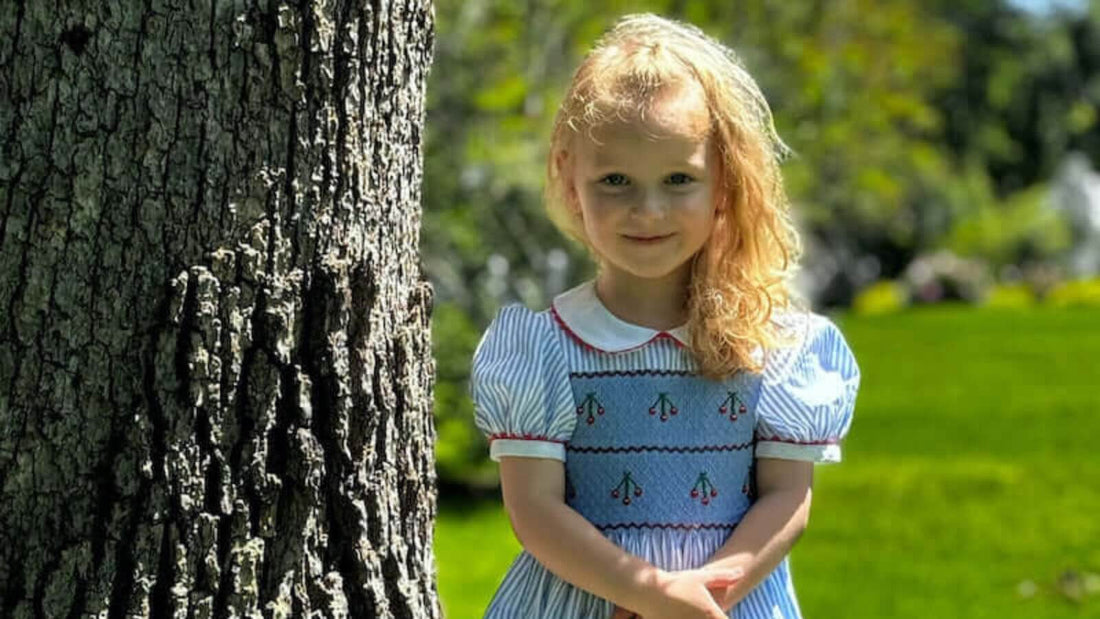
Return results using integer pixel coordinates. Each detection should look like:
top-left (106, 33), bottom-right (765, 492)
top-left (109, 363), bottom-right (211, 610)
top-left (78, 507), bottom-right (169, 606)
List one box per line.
top-left (624, 234), bottom-right (673, 244)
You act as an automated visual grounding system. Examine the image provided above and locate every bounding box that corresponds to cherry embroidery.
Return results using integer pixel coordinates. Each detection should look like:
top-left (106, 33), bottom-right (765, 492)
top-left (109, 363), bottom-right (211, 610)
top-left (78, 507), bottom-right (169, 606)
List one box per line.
top-left (611, 471), bottom-right (643, 505)
top-left (690, 472), bottom-right (719, 506)
top-left (648, 392), bottom-right (679, 422)
top-left (576, 392), bottom-right (606, 425)
top-left (718, 391), bottom-right (748, 422)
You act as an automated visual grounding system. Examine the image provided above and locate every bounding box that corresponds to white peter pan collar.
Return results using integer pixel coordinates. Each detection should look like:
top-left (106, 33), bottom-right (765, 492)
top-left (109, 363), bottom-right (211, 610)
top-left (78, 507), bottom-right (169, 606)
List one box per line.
top-left (550, 280), bottom-right (690, 353)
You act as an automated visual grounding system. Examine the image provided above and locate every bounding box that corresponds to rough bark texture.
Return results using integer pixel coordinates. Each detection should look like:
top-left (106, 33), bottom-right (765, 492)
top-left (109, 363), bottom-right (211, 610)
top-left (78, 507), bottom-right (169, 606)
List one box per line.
top-left (0, 0), bottom-right (439, 617)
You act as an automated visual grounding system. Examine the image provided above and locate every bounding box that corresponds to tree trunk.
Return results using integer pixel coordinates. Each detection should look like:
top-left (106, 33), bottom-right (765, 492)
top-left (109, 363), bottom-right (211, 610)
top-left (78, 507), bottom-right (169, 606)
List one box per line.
top-left (0, 0), bottom-right (439, 617)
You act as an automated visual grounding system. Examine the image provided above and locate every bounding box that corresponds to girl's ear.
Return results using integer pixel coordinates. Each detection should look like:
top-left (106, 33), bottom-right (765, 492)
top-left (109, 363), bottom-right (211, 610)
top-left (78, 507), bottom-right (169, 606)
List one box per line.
top-left (556, 150), bottom-right (581, 214)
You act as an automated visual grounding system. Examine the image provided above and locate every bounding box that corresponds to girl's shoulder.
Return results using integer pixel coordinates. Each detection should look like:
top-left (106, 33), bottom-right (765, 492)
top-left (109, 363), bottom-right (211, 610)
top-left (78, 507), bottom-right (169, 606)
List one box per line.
top-left (762, 308), bottom-right (854, 380)
top-left (476, 303), bottom-right (557, 353)
top-left (486, 301), bottom-right (554, 326)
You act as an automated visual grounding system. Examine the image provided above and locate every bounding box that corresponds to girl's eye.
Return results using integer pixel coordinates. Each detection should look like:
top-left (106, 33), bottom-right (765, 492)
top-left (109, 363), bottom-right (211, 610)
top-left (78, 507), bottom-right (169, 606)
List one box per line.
top-left (600, 174), bottom-right (629, 187)
top-left (666, 173), bottom-right (695, 185)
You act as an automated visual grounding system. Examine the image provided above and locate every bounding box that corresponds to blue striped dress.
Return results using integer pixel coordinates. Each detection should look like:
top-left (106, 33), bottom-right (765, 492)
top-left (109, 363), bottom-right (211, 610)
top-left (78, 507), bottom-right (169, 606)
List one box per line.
top-left (470, 280), bottom-right (860, 618)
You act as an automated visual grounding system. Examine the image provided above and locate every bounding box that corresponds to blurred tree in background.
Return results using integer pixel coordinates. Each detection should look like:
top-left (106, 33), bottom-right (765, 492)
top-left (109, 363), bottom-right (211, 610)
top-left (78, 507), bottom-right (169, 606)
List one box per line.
top-left (425, 0), bottom-right (1100, 490)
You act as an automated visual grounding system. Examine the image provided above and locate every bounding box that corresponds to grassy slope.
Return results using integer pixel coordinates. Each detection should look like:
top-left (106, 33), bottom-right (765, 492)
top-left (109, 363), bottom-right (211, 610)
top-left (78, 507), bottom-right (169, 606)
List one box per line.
top-left (434, 306), bottom-right (1100, 618)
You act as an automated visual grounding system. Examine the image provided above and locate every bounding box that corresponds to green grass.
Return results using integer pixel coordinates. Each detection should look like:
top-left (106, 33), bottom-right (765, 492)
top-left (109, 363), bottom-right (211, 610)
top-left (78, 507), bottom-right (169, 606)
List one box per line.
top-left (434, 305), bottom-right (1100, 618)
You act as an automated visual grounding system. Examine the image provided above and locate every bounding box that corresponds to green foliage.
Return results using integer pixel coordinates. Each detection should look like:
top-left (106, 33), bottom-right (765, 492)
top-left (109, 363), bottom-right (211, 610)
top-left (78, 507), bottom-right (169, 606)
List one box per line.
top-left (945, 182), bottom-right (1072, 267)
top-left (435, 306), bottom-right (1100, 618)
top-left (431, 302), bottom-right (494, 484)
top-left (852, 279), bottom-right (910, 316)
top-left (1043, 277), bottom-right (1100, 308)
top-left (983, 283), bottom-right (1037, 309)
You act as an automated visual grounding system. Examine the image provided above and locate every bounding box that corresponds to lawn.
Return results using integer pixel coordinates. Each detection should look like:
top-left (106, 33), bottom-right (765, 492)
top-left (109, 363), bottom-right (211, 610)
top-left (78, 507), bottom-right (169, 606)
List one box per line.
top-left (434, 305), bottom-right (1100, 618)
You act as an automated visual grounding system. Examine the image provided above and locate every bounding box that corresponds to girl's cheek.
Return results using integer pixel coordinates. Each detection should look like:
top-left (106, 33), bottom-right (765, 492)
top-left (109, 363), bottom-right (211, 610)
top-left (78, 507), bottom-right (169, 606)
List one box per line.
top-left (676, 190), bottom-right (713, 214)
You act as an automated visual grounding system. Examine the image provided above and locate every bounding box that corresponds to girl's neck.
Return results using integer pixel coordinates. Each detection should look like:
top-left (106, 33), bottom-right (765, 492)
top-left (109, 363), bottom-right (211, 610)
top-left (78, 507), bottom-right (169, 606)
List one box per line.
top-left (594, 262), bottom-right (691, 331)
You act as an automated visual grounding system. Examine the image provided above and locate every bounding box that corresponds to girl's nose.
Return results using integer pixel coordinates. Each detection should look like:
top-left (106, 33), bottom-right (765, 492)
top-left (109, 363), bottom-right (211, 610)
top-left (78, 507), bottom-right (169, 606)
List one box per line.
top-left (634, 190), bottom-right (667, 217)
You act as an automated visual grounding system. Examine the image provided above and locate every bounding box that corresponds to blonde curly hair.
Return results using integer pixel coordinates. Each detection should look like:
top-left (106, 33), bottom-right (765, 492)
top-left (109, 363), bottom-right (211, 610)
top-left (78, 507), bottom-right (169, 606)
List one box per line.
top-left (545, 13), bottom-right (806, 380)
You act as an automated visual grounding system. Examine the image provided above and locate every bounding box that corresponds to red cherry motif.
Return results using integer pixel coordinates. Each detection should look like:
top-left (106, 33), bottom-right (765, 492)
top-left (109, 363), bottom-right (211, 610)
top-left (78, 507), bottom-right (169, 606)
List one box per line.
top-left (613, 472), bottom-right (641, 505)
top-left (720, 392), bottom-right (749, 419)
top-left (651, 393), bottom-right (678, 421)
top-left (692, 473), bottom-right (718, 505)
top-left (578, 394), bottom-right (603, 425)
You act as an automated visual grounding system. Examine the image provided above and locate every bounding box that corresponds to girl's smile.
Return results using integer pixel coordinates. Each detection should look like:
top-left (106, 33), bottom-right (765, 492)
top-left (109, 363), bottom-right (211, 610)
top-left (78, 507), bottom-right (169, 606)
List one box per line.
top-left (623, 233), bottom-right (674, 243)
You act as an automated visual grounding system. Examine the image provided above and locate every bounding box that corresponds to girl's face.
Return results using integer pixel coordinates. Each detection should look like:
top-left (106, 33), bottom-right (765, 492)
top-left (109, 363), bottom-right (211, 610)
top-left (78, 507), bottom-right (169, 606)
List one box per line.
top-left (562, 84), bottom-right (719, 285)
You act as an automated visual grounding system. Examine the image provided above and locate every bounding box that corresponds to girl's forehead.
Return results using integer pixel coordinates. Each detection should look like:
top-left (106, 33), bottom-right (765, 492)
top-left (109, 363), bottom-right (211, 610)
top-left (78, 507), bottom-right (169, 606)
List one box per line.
top-left (576, 113), bottom-right (712, 168)
top-left (585, 114), bottom-right (708, 147)
top-left (575, 130), bottom-right (712, 176)
top-left (577, 82), bottom-right (711, 148)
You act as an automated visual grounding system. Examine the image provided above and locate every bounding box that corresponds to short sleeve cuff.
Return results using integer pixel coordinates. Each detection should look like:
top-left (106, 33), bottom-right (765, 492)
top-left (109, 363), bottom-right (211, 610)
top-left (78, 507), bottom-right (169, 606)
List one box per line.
top-left (756, 440), bottom-right (842, 464)
top-left (489, 437), bottom-right (567, 462)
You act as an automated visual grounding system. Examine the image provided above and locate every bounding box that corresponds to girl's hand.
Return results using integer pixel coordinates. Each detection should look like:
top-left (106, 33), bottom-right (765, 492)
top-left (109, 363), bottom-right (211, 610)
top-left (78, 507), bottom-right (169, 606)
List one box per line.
top-left (611, 567), bottom-right (743, 619)
top-left (706, 575), bottom-right (739, 614)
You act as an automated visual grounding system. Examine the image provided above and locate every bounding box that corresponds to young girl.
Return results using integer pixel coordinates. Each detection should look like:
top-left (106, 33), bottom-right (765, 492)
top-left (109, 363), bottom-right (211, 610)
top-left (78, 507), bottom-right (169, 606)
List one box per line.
top-left (469, 13), bottom-right (860, 619)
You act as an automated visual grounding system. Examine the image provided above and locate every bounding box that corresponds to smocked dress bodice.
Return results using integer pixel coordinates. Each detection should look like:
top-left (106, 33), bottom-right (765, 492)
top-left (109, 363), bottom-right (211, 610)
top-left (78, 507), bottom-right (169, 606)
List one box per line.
top-left (471, 280), bottom-right (860, 618)
top-left (564, 366), bottom-right (759, 533)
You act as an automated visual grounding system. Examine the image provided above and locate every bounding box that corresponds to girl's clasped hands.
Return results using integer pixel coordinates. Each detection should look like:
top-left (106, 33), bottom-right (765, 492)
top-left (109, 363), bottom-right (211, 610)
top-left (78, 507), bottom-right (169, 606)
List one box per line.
top-left (610, 566), bottom-right (744, 619)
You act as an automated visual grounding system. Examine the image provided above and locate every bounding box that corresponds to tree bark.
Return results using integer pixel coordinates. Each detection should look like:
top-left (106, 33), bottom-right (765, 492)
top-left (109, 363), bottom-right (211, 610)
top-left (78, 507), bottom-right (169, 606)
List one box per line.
top-left (0, 0), bottom-right (438, 617)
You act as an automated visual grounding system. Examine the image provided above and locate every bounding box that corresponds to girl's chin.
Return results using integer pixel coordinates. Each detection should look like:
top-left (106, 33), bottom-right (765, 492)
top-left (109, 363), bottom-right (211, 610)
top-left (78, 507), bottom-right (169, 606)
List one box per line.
top-left (602, 258), bottom-right (692, 282)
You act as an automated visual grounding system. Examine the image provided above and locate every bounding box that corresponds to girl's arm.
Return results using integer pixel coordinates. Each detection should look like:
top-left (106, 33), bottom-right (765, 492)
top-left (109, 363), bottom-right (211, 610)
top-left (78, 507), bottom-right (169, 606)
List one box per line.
top-left (498, 456), bottom-right (670, 612)
top-left (700, 457), bottom-right (814, 609)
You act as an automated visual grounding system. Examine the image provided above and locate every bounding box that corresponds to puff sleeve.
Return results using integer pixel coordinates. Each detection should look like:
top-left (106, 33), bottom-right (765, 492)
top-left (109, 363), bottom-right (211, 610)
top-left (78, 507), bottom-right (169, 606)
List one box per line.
top-left (470, 304), bottom-right (577, 462)
top-left (754, 313), bottom-right (861, 463)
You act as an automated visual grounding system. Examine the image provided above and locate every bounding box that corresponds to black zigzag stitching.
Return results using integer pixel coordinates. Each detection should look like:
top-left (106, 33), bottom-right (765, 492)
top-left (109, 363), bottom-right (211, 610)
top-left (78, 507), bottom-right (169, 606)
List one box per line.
top-left (565, 441), bottom-right (754, 454)
top-left (569, 369), bottom-right (696, 378)
top-left (595, 522), bottom-right (737, 531)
